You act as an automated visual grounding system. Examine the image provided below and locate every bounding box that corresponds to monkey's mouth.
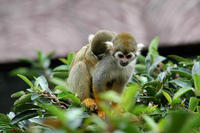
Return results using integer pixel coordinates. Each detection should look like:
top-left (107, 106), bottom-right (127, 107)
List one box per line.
top-left (120, 61), bottom-right (128, 67)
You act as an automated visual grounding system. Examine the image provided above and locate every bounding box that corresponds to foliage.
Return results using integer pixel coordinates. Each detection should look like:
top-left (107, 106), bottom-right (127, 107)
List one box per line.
top-left (1, 37), bottom-right (200, 133)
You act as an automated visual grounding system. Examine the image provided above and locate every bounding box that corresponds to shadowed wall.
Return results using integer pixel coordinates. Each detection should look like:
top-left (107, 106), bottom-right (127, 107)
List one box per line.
top-left (0, 0), bottom-right (200, 63)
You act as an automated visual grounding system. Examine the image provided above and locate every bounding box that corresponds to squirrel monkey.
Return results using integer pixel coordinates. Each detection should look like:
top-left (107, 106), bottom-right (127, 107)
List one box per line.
top-left (92, 33), bottom-right (143, 118)
top-left (68, 30), bottom-right (116, 110)
top-left (68, 30), bottom-right (143, 118)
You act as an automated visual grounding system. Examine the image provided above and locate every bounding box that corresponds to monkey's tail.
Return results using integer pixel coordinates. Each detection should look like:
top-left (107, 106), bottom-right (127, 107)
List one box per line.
top-left (91, 30), bottom-right (116, 58)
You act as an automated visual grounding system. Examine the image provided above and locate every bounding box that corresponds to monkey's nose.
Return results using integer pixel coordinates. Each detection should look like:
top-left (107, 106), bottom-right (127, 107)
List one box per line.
top-left (120, 61), bottom-right (128, 66)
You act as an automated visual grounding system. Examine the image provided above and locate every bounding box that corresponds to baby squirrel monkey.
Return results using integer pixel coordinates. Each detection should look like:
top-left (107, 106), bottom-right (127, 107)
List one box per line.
top-left (68, 30), bottom-right (143, 118)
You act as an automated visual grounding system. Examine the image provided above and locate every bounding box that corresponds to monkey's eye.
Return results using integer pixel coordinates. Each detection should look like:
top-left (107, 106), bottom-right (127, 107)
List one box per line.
top-left (126, 54), bottom-right (132, 59)
top-left (118, 54), bottom-right (124, 58)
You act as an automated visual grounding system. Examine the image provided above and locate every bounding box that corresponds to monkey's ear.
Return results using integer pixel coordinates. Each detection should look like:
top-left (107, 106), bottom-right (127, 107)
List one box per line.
top-left (105, 41), bottom-right (113, 46)
top-left (105, 41), bottom-right (113, 51)
top-left (88, 34), bottom-right (95, 43)
top-left (136, 43), bottom-right (144, 56)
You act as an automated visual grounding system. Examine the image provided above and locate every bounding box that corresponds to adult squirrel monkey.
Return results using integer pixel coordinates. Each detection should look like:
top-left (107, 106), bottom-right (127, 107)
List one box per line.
top-left (68, 30), bottom-right (143, 118)
top-left (68, 30), bottom-right (116, 110)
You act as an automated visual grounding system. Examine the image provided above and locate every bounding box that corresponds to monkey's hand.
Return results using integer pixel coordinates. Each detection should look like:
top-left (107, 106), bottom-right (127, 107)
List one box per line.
top-left (98, 110), bottom-right (105, 119)
top-left (82, 98), bottom-right (98, 111)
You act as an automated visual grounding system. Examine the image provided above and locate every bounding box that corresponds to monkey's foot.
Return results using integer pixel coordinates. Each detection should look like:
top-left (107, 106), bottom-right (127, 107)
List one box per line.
top-left (98, 110), bottom-right (105, 119)
top-left (83, 98), bottom-right (98, 111)
top-left (112, 102), bottom-right (123, 113)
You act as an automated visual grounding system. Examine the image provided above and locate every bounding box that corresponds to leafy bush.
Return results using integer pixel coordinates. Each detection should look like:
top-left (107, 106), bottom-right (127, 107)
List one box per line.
top-left (1, 37), bottom-right (200, 133)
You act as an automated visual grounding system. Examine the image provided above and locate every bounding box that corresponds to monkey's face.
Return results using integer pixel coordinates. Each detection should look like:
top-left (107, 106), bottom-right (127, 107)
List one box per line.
top-left (114, 51), bottom-right (136, 67)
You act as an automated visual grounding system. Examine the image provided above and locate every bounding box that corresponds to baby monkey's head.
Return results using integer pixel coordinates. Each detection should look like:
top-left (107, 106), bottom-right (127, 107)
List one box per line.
top-left (112, 33), bottom-right (143, 67)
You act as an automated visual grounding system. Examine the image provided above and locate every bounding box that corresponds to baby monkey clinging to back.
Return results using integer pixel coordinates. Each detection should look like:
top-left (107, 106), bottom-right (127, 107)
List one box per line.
top-left (68, 30), bottom-right (143, 118)
top-left (93, 33), bottom-right (139, 93)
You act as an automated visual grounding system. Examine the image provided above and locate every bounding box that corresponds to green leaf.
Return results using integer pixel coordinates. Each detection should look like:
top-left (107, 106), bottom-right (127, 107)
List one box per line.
top-left (46, 51), bottom-right (56, 59)
top-left (53, 71), bottom-right (68, 79)
top-left (193, 62), bottom-right (200, 95)
top-left (31, 93), bottom-right (41, 100)
top-left (10, 68), bottom-right (40, 78)
top-left (180, 114), bottom-right (200, 133)
top-left (11, 91), bottom-right (25, 98)
top-left (57, 92), bottom-right (68, 99)
top-left (192, 62), bottom-right (200, 75)
top-left (67, 53), bottom-right (75, 65)
top-left (58, 92), bottom-right (81, 105)
top-left (138, 76), bottom-right (148, 85)
top-left (0, 114), bottom-right (10, 124)
top-left (143, 80), bottom-right (160, 88)
top-left (53, 65), bottom-right (69, 71)
top-left (19, 57), bottom-right (34, 64)
top-left (17, 74), bottom-right (34, 88)
top-left (137, 55), bottom-right (146, 64)
top-left (170, 79), bottom-right (192, 88)
top-left (168, 55), bottom-right (192, 63)
top-left (14, 93), bottom-right (32, 106)
top-left (37, 51), bottom-right (51, 68)
top-left (162, 90), bottom-right (172, 104)
top-left (121, 83), bottom-right (140, 112)
top-left (168, 67), bottom-right (192, 78)
top-left (146, 105), bottom-right (159, 115)
top-left (164, 111), bottom-right (191, 133)
top-left (193, 74), bottom-right (200, 96)
top-left (197, 106), bottom-right (200, 113)
top-left (0, 125), bottom-right (23, 133)
top-left (145, 53), bottom-right (153, 73)
top-left (89, 115), bottom-right (107, 130)
top-left (157, 72), bottom-right (167, 83)
top-left (99, 90), bottom-right (121, 103)
top-left (59, 58), bottom-right (68, 65)
top-left (37, 51), bottom-right (45, 63)
top-left (145, 37), bottom-right (164, 75)
top-left (40, 104), bottom-right (68, 124)
top-left (37, 109), bottom-right (43, 117)
top-left (43, 59), bottom-right (50, 69)
top-left (118, 118), bottom-right (140, 133)
top-left (132, 105), bottom-right (158, 115)
top-left (36, 76), bottom-right (52, 93)
top-left (158, 118), bottom-right (166, 133)
top-left (14, 104), bottom-right (39, 112)
top-left (143, 115), bottom-right (158, 132)
top-left (149, 56), bottom-right (166, 74)
top-left (189, 97), bottom-right (199, 112)
top-left (173, 86), bottom-right (193, 102)
top-left (54, 85), bottom-right (69, 92)
top-left (135, 64), bottom-right (146, 74)
top-left (11, 110), bottom-right (38, 124)
top-left (132, 105), bottom-right (147, 115)
top-left (66, 108), bottom-right (83, 129)
top-left (148, 36), bottom-right (159, 58)
top-left (50, 77), bottom-right (66, 86)
top-left (55, 86), bottom-right (80, 104)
